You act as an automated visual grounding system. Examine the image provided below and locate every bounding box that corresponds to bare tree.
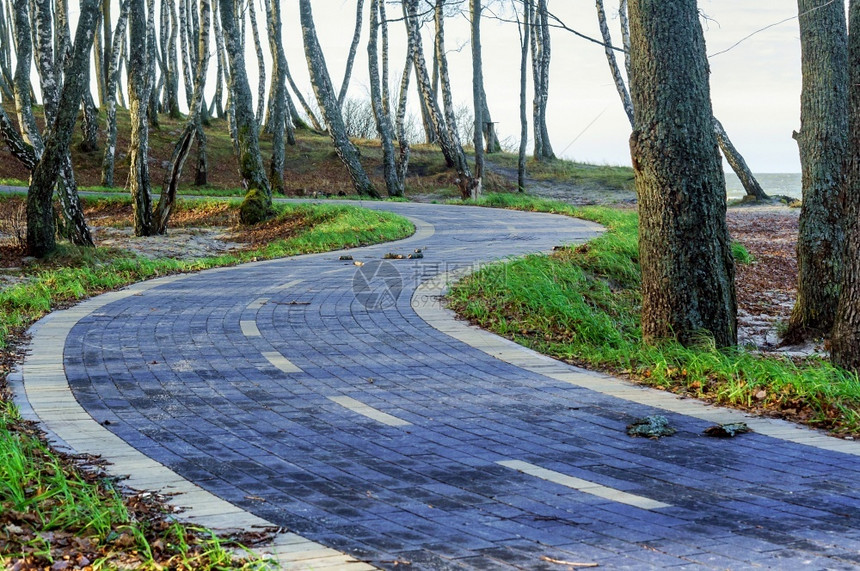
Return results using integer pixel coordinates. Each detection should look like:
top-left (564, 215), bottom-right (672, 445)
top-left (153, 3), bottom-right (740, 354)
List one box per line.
top-left (219, 0), bottom-right (272, 223)
top-left (368, 0), bottom-right (402, 196)
top-left (102, 0), bottom-right (130, 187)
top-left (129, 0), bottom-right (155, 236)
top-left (300, 0), bottom-right (379, 197)
top-left (471, 0), bottom-right (484, 198)
top-left (154, 0), bottom-right (210, 233)
top-left (264, 0), bottom-right (292, 194)
top-left (516, 0), bottom-right (529, 191)
top-left (26, 0), bottom-right (101, 257)
top-left (339, 0), bottom-right (366, 108)
top-left (246, 0), bottom-right (266, 122)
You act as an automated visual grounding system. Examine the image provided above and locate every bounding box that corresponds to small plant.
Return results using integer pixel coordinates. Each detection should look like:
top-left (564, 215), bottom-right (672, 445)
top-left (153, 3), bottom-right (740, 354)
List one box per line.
top-left (731, 241), bottom-right (754, 264)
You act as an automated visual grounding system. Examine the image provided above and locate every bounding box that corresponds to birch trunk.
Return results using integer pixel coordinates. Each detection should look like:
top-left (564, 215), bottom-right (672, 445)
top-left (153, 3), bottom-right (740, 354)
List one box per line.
top-left (596, 0), bottom-right (633, 126)
top-left (264, 0), bottom-right (290, 193)
top-left (628, 0), bottom-right (737, 348)
top-left (154, 0), bottom-right (209, 233)
top-left (102, 0), bottom-right (129, 187)
top-left (518, 0), bottom-right (529, 191)
top-left (471, 0), bottom-right (483, 199)
top-left (368, 0), bottom-right (401, 196)
top-left (27, 0), bottom-right (100, 257)
top-left (394, 35), bottom-right (412, 187)
top-left (219, 0), bottom-right (272, 223)
top-left (300, 0), bottom-right (379, 198)
top-left (338, 0), bottom-right (365, 108)
top-left (247, 0), bottom-right (266, 123)
top-left (129, 0), bottom-right (154, 236)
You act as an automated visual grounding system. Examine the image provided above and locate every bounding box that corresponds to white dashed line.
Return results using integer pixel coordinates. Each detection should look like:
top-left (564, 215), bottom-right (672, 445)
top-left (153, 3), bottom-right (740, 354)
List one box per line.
top-left (328, 396), bottom-right (411, 427)
top-left (497, 460), bottom-right (671, 510)
top-left (240, 320), bottom-right (261, 337)
top-left (274, 279), bottom-right (304, 291)
top-left (247, 297), bottom-right (269, 310)
top-left (263, 351), bottom-right (303, 374)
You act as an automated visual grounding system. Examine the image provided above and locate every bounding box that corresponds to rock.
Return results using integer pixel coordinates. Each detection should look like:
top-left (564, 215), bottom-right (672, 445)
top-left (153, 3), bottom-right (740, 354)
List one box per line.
top-left (703, 422), bottom-right (751, 437)
top-left (626, 415), bottom-right (676, 438)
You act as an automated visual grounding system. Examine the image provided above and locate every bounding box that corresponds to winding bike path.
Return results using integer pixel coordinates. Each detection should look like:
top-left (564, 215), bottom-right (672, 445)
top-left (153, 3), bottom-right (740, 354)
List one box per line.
top-left (15, 201), bottom-right (860, 569)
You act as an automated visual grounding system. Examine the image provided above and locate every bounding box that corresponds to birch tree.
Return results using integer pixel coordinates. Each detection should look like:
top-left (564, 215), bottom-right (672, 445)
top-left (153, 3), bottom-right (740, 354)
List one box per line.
top-left (339, 0), bottom-right (366, 108)
top-left (628, 0), bottom-right (737, 348)
top-left (129, 0), bottom-right (155, 236)
top-left (264, 0), bottom-right (292, 194)
top-left (26, 0), bottom-right (101, 257)
top-left (368, 0), bottom-right (402, 196)
top-left (154, 0), bottom-right (210, 233)
top-left (102, 0), bottom-right (130, 187)
top-left (219, 0), bottom-right (272, 223)
top-left (300, 0), bottom-right (379, 198)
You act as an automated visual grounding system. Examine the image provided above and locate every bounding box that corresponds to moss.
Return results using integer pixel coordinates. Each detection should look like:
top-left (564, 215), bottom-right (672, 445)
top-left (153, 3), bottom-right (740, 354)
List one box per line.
top-left (238, 188), bottom-right (274, 225)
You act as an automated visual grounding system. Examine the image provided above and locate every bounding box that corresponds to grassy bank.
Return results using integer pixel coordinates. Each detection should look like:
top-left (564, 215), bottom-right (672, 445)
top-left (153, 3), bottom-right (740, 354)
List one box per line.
top-left (0, 198), bottom-right (412, 568)
top-left (447, 193), bottom-right (860, 435)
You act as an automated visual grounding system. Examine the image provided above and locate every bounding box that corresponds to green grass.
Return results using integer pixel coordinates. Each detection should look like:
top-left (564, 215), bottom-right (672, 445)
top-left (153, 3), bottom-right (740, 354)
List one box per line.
top-left (448, 193), bottom-right (860, 435)
top-left (488, 153), bottom-right (635, 190)
top-left (0, 404), bottom-right (269, 568)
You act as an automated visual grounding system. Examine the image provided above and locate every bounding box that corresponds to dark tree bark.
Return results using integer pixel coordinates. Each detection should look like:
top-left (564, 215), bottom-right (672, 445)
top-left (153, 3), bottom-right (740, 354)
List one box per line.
top-left (219, 0), bottom-right (272, 223)
top-left (786, 0), bottom-right (849, 341)
top-left (12, 0), bottom-right (43, 157)
top-left (831, 0), bottom-right (860, 371)
top-left (368, 0), bottom-right (401, 197)
top-left (470, 0), bottom-right (483, 199)
top-left (129, 0), bottom-right (154, 236)
top-left (338, 0), bottom-right (365, 108)
top-left (300, 0), bottom-right (379, 198)
top-left (27, 0), bottom-right (100, 257)
top-left (628, 0), bottom-right (737, 348)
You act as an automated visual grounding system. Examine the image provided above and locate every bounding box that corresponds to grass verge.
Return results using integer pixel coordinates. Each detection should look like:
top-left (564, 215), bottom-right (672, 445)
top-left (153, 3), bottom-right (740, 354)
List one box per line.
top-left (1, 199), bottom-right (413, 568)
top-left (447, 193), bottom-right (860, 435)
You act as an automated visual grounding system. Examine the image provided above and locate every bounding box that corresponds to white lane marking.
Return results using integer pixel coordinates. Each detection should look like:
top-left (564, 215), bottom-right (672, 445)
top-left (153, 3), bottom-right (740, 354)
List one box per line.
top-left (274, 279), bottom-right (304, 291)
top-left (328, 396), bottom-right (411, 427)
top-left (247, 297), bottom-right (269, 310)
top-left (263, 351), bottom-right (303, 374)
top-left (497, 460), bottom-right (671, 510)
top-left (240, 320), bottom-right (261, 337)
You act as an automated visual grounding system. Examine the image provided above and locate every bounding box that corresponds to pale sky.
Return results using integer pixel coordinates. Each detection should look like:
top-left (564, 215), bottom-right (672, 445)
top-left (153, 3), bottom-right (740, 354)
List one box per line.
top-left (72, 1), bottom-right (805, 173)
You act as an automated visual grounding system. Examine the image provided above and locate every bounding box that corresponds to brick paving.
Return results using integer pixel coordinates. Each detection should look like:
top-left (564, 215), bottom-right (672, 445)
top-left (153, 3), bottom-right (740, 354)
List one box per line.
top-left (19, 202), bottom-right (860, 569)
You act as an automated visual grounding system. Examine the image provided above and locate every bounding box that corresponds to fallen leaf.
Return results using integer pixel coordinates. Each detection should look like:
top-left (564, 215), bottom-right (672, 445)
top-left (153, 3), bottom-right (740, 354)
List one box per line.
top-left (540, 555), bottom-right (599, 567)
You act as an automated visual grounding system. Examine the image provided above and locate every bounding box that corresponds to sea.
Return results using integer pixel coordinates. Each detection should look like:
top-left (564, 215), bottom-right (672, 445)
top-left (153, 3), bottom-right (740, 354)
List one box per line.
top-left (724, 172), bottom-right (802, 201)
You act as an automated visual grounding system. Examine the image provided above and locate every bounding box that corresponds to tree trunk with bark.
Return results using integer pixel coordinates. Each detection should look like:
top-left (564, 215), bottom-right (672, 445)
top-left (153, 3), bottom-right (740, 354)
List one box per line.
top-left (713, 119), bottom-right (769, 201)
top-left (517, 0), bottom-right (530, 191)
top-left (247, 0), bottom-right (266, 123)
top-left (300, 0), bottom-right (379, 198)
top-left (470, 0), bottom-right (483, 199)
top-left (786, 0), bottom-right (849, 341)
top-left (264, 0), bottom-right (290, 193)
top-left (102, 0), bottom-right (129, 187)
top-left (831, 0), bottom-right (860, 372)
top-left (394, 35), bottom-right (412, 187)
top-left (129, 0), bottom-right (154, 236)
top-left (154, 0), bottom-right (209, 233)
top-left (27, 0), bottom-right (100, 257)
top-left (219, 0), bottom-right (272, 223)
top-left (628, 0), bottom-right (737, 348)
top-left (338, 0), bottom-right (365, 108)
top-left (368, 0), bottom-right (401, 197)
top-left (596, 0), bottom-right (633, 126)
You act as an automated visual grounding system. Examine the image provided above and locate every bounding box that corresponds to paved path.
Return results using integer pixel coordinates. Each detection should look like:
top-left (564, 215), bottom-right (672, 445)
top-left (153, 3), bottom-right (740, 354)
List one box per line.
top-left (15, 201), bottom-right (860, 569)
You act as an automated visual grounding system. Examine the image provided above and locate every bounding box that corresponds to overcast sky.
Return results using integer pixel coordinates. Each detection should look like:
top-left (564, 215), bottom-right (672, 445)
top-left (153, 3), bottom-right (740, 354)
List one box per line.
top-left (75, 2), bottom-right (805, 173)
